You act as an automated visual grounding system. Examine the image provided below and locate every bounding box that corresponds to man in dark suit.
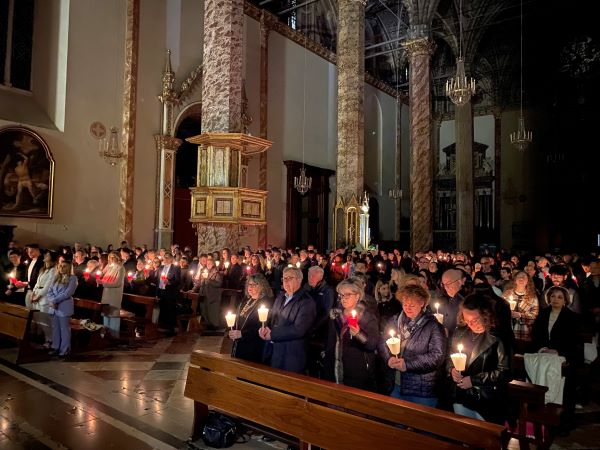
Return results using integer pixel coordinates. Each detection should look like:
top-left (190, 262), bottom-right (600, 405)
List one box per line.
top-left (259, 267), bottom-right (316, 374)
top-left (226, 253), bottom-right (245, 291)
top-left (157, 252), bottom-right (181, 336)
top-left (4, 250), bottom-right (27, 305)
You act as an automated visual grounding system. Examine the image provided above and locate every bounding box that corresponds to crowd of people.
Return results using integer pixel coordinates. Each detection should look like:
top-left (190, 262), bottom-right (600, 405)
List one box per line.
top-left (1, 240), bottom-right (599, 434)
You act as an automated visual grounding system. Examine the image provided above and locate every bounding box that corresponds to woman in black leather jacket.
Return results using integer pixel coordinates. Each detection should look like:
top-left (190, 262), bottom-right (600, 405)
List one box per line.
top-left (447, 292), bottom-right (511, 424)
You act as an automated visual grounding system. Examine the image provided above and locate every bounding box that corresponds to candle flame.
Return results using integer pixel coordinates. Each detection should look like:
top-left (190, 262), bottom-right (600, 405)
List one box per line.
top-left (457, 343), bottom-right (464, 353)
top-left (434, 302), bottom-right (440, 309)
top-left (351, 309), bottom-right (357, 318)
top-left (389, 329), bottom-right (395, 338)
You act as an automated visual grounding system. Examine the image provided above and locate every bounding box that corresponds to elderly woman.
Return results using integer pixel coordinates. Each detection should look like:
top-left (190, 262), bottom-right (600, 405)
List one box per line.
top-left (381, 285), bottom-right (447, 407)
top-left (30, 252), bottom-right (57, 348)
top-left (47, 261), bottom-right (78, 358)
top-left (323, 279), bottom-right (379, 391)
top-left (448, 293), bottom-right (511, 424)
top-left (98, 252), bottom-right (126, 337)
top-left (228, 273), bottom-right (273, 363)
top-left (502, 270), bottom-right (539, 342)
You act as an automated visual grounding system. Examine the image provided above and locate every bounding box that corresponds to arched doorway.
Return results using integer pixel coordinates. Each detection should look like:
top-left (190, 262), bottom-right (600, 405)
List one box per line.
top-left (173, 115), bottom-right (201, 250)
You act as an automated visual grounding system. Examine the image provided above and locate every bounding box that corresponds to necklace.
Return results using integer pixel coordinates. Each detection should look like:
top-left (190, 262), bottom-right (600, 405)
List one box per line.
top-left (240, 297), bottom-right (259, 317)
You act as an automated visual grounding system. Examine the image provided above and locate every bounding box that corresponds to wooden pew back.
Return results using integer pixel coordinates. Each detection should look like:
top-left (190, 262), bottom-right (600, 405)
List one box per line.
top-left (73, 298), bottom-right (103, 324)
top-left (0, 301), bottom-right (32, 341)
top-left (185, 350), bottom-right (504, 450)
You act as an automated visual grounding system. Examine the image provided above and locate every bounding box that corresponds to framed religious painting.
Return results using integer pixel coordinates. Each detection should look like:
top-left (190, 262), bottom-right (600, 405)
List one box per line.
top-left (0, 125), bottom-right (54, 218)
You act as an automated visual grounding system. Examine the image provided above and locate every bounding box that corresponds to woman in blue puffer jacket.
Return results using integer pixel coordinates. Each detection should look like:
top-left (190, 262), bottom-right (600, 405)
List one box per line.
top-left (379, 284), bottom-right (447, 407)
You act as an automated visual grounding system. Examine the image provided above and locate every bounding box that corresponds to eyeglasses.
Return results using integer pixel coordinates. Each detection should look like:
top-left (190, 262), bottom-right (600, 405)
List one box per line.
top-left (282, 276), bottom-right (298, 282)
top-left (442, 279), bottom-right (460, 287)
top-left (338, 292), bottom-right (358, 299)
top-left (247, 282), bottom-right (259, 288)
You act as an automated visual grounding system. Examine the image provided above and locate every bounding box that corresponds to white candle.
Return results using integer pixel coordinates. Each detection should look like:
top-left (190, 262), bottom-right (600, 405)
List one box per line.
top-left (267, 261), bottom-right (272, 270)
top-left (202, 270), bottom-right (208, 279)
top-left (451, 343), bottom-right (467, 372)
top-left (287, 264), bottom-right (293, 268)
top-left (225, 311), bottom-right (236, 328)
top-left (386, 330), bottom-right (401, 357)
top-left (508, 295), bottom-right (517, 311)
top-left (216, 260), bottom-right (220, 267)
top-left (295, 261), bottom-right (301, 268)
top-left (258, 305), bottom-right (269, 326)
top-left (224, 261), bottom-right (230, 269)
top-left (435, 302), bottom-right (440, 314)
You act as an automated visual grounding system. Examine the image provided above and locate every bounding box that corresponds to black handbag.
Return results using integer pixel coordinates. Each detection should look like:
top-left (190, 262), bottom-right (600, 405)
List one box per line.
top-left (202, 412), bottom-right (238, 448)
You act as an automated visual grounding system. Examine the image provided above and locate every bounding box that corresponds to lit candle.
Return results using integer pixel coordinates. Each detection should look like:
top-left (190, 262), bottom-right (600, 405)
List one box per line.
top-left (225, 311), bottom-right (236, 329)
top-left (295, 261), bottom-right (301, 268)
top-left (8, 271), bottom-right (17, 285)
top-left (189, 269), bottom-right (194, 277)
top-left (386, 330), bottom-right (401, 357)
top-left (257, 305), bottom-right (269, 327)
top-left (347, 309), bottom-right (358, 328)
top-left (83, 269), bottom-right (90, 281)
top-left (127, 271), bottom-right (134, 281)
top-left (215, 260), bottom-right (220, 268)
top-left (202, 270), bottom-right (208, 279)
top-left (433, 302), bottom-right (444, 324)
top-left (377, 263), bottom-right (383, 270)
top-left (224, 261), bottom-right (230, 269)
top-left (451, 343), bottom-right (467, 373)
top-left (508, 295), bottom-right (517, 311)
top-left (287, 264), bottom-right (293, 268)
top-left (95, 270), bottom-right (102, 280)
top-left (267, 260), bottom-right (272, 270)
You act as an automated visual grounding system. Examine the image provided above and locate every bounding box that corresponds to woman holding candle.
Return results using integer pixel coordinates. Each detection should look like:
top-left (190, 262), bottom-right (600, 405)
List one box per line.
top-left (98, 252), bottom-right (126, 337)
top-left (447, 293), bottom-right (511, 423)
top-left (380, 285), bottom-right (446, 407)
top-left (323, 279), bottom-right (379, 391)
top-left (502, 271), bottom-right (539, 342)
top-left (228, 273), bottom-right (273, 363)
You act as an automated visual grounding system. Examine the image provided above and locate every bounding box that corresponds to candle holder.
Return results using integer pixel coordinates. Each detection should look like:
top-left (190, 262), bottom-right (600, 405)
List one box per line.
top-left (386, 330), bottom-right (401, 358)
top-left (451, 343), bottom-right (467, 375)
top-left (225, 311), bottom-right (236, 330)
top-left (257, 305), bottom-right (269, 329)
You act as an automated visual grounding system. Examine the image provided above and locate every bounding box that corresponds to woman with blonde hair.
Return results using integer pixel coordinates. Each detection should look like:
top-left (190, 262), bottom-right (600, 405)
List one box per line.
top-left (98, 251), bottom-right (126, 337)
top-left (389, 268), bottom-right (405, 295)
top-left (47, 261), bottom-right (77, 357)
top-left (502, 270), bottom-right (539, 342)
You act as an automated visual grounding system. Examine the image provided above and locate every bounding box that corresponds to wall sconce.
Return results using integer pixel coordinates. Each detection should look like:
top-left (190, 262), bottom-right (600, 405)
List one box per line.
top-left (90, 121), bottom-right (124, 166)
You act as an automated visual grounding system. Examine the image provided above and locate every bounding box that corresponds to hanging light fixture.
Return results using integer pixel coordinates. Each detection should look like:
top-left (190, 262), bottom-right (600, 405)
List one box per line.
top-left (294, 35), bottom-right (312, 194)
top-left (510, 0), bottom-right (532, 151)
top-left (446, 0), bottom-right (476, 106)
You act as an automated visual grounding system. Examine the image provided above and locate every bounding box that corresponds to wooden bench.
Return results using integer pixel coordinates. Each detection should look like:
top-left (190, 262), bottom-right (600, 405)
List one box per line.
top-left (0, 301), bottom-right (37, 364)
top-left (73, 297), bottom-right (103, 324)
top-left (185, 350), bottom-right (505, 450)
top-left (507, 354), bottom-right (565, 449)
top-left (177, 291), bottom-right (201, 333)
top-left (121, 293), bottom-right (158, 339)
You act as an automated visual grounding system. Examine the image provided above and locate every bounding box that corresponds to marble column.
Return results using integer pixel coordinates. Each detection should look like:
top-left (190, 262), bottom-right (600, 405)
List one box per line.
top-left (403, 37), bottom-right (435, 252)
top-left (334, 0), bottom-right (365, 248)
top-left (201, 0), bottom-right (243, 133)
top-left (455, 101), bottom-right (474, 251)
top-left (154, 135), bottom-right (182, 248)
top-left (493, 107), bottom-right (502, 238)
top-left (258, 12), bottom-right (270, 249)
top-left (394, 97), bottom-right (402, 241)
top-left (118, 0), bottom-right (140, 244)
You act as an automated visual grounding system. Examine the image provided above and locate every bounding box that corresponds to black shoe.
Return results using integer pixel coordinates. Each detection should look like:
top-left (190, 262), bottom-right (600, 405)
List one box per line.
top-left (58, 353), bottom-right (69, 360)
top-left (48, 349), bottom-right (59, 356)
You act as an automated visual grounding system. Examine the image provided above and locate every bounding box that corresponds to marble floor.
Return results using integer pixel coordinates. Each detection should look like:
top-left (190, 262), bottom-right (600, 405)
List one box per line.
top-left (0, 334), bottom-right (598, 450)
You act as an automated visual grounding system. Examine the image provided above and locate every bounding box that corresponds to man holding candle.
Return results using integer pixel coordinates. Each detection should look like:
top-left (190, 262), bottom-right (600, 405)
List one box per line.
top-left (380, 285), bottom-right (446, 406)
top-left (157, 252), bottom-right (181, 336)
top-left (4, 250), bottom-right (27, 305)
top-left (258, 267), bottom-right (316, 374)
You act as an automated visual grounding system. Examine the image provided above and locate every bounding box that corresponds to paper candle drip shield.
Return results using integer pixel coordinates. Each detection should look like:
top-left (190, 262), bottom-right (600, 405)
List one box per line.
top-left (386, 330), bottom-right (401, 356)
top-left (451, 343), bottom-right (467, 372)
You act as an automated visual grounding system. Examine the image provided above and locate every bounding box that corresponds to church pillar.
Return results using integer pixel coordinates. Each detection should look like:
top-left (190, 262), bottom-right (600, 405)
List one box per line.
top-left (118, 0), bottom-right (139, 244)
top-left (154, 50), bottom-right (179, 250)
top-left (394, 97), bottom-right (402, 241)
top-left (190, 0), bottom-right (271, 254)
top-left (258, 12), bottom-right (270, 249)
top-left (403, 35), bottom-right (435, 252)
top-left (455, 100), bottom-right (474, 251)
top-left (334, 0), bottom-right (365, 249)
top-left (493, 107), bottom-right (502, 239)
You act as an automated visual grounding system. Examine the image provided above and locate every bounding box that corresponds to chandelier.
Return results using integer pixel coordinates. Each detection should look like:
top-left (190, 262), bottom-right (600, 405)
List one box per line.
top-left (446, 0), bottom-right (475, 106)
top-left (510, 0), bottom-right (532, 151)
top-left (295, 35), bottom-right (312, 194)
top-left (90, 122), bottom-right (124, 166)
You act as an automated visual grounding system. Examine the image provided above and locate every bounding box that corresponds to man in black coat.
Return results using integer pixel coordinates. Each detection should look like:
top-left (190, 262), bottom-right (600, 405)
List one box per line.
top-left (157, 252), bottom-right (181, 336)
top-left (3, 250), bottom-right (27, 305)
top-left (259, 267), bottom-right (316, 374)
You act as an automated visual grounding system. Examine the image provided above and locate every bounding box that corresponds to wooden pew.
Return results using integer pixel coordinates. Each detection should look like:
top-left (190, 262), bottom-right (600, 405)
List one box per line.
top-left (177, 291), bottom-right (201, 333)
top-left (73, 297), bottom-right (103, 324)
top-left (0, 301), bottom-right (37, 364)
top-left (185, 350), bottom-right (505, 450)
top-left (121, 293), bottom-right (158, 339)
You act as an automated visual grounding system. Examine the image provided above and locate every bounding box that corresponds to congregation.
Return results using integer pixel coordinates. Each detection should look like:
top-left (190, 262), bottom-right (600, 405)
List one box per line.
top-left (1, 240), bottom-right (599, 438)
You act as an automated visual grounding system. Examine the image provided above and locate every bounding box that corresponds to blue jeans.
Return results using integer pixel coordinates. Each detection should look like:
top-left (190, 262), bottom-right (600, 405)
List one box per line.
top-left (391, 384), bottom-right (438, 408)
top-left (453, 403), bottom-right (485, 421)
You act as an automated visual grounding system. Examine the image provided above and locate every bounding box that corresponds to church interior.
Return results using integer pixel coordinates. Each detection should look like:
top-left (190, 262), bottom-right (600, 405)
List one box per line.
top-left (1, 0), bottom-right (600, 449)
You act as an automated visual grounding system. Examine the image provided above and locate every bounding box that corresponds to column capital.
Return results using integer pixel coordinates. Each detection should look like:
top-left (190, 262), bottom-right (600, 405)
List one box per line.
top-left (154, 134), bottom-right (182, 151)
top-left (402, 37), bottom-right (435, 58)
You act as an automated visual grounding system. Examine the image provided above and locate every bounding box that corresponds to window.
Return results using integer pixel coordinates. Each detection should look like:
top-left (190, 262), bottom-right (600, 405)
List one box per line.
top-left (0, 0), bottom-right (34, 91)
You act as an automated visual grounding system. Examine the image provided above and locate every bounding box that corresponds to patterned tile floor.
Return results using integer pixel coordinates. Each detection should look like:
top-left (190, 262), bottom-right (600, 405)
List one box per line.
top-left (0, 334), bottom-right (598, 449)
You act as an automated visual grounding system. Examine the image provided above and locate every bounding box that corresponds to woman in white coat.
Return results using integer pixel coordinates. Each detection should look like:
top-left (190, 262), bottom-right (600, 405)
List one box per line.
top-left (30, 252), bottom-right (57, 347)
top-left (98, 252), bottom-right (126, 337)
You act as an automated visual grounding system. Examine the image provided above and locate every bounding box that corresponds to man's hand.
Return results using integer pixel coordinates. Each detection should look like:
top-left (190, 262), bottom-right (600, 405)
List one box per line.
top-left (229, 330), bottom-right (242, 340)
top-left (258, 326), bottom-right (271, 341)
top-left (388, 356), bottom-right (406, 372)
top-left (348, 324), bottom-right (360, 336)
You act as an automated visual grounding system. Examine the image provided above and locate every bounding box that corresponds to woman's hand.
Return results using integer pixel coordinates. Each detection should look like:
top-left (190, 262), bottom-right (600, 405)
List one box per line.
top-left (451, 368), bottom-right (462, 383)
top-left (348, 324), bottom-right (360, 336)
top-left (511, 311), bottom-right (521, 319)
top-left (388, 356), bottom-right (406, 372)
top-left (457, 375), bottom-right (472, 389)
top-left (228, 330), bottom-right (242, 340)
top-left (539, 347), bottom-right (558, 355)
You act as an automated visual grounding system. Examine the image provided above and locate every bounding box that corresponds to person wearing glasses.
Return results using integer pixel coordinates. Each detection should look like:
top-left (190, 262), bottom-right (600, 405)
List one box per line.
top-left (229, 273), bottom-right (273, 363)
top-left (323, 279), bottom-right (379, 391)
top-left (447, 293), bottom-right (511, 424)
top-left (380, 285), bottom-right (446, 406)
top-left (259, 267), bottom-right (316, 373)
top-left (436, 269), bottom-right (466, 334)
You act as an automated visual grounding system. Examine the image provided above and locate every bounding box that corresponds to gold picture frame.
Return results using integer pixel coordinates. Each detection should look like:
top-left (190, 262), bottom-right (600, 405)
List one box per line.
top-left (0, 125), bottom-right (54, 218)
